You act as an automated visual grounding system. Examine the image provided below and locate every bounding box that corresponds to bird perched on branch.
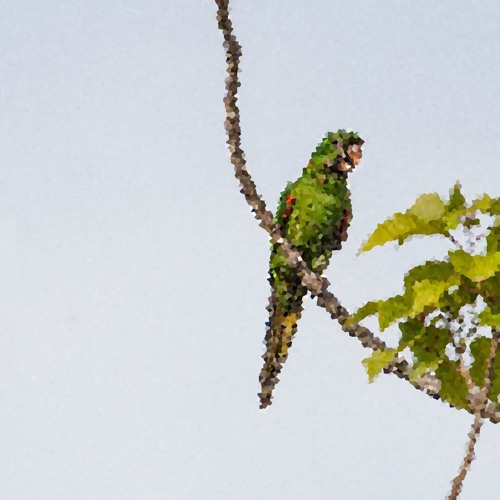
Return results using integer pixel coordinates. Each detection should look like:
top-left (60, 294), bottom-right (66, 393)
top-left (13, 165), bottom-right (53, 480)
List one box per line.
top-left (259, 130), bottom-right (364, 409)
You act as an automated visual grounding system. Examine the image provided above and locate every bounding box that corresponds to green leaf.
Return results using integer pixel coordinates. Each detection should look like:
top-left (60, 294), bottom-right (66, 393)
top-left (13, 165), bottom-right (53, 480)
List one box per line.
top-left (409, 360), bottom-right (441, 384)
top-left (362, 348), bottom-right (398, 383)
top-left (402, 260), bottom-right (463, 315)
top-left (348, 300), bottom-right (379, 325)
top-left (359, 189), bottom-right (499, 253)
top-left (435, 359), bottom-right (469, 409)
top-left (400, 319), bottom-right (450, 364)
top-left (410, 279), bottom-right (457, 317)
top-left (486, 219), bottom-right (500, 254)
top-left (407, 193), bottom-right (446, 221)
top-left (439, 285), bottom-right (478, 317)
top-left (478, 306), bottom-right (500, 329)
top-left (360, 213), bottom-right (445, 252)
top-left (469, 194), bottom-right (500, 216)
top-left (403, 260), bottom-right (457, 289)
top-left (360, 192), bottom-right (450, 253)
top-left (445, 193), bottom-right (500, 221)
top-left (442, 191), bottom-right (499, 229)
top-left (445, 182), bottom-right (466, 213)
top-left (469, 336), bottom-right (500, 401)
top-left (350, 295), bottom-right (413, 331)
top-left (479, 272), bottom-right (499, 305)
top-left (377, 294), bottom-right (412, 331)
top-left (469, 336), bottom-right (491, 387)
top-left (441, 182), bottom-right (467, 231)
top-left (399, 318), bottom-right (425, 348)
top-left (449, 250), bottom-right (500, 282)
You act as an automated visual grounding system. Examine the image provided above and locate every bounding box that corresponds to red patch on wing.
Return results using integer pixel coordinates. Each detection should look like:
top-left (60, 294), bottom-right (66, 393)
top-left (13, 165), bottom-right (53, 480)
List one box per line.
top-left (340, 208), bottom-right (352, 240)
top-left (282, 194), bottom-right (297, 223)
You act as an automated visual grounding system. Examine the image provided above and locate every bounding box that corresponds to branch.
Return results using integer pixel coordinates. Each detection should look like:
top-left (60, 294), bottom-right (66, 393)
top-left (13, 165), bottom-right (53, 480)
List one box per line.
top-left (447, 330), bottom-right (500, 499)
top-left (485, 329), bottom-right (500, 398)
top-left (447, 414), bottom-right (483, 500)
top-left (214, 0), bottom-right (500, 423)
top-left (214, 0), bottom-right (381, 349)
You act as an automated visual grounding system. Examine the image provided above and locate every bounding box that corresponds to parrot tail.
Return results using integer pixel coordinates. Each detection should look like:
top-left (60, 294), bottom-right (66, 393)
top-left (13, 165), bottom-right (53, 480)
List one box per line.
top-left (258, 286), bottom-right (305, 409)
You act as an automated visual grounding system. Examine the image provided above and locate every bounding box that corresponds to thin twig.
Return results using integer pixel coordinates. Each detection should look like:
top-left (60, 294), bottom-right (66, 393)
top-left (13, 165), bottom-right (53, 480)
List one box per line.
top-left (447, 414), bottom-right (483, 500)
top-left (214, 0), bottom-right (500, 423)
top-left (449, 234), bottom-right (464, 251)
top-left (447, 330), bottom-right (500, 498)
top-left (485, 330), bottom-right (500, 396)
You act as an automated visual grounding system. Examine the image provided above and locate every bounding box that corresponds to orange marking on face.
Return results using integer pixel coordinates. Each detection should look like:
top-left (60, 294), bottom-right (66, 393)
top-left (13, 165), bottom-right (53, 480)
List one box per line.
top-left (347, 145), bottom-right (363, 166)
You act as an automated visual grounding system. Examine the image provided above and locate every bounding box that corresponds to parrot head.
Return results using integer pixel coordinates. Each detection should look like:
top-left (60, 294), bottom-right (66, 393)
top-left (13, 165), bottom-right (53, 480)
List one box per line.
top-left (310, 129), bottom-right (364, 173)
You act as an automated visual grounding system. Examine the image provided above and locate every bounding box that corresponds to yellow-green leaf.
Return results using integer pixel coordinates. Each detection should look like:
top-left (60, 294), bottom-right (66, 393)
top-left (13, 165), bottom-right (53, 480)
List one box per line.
top-left (404, 260), bottom-right (456, 286)
top-left (435, 359), bottom-right (469, 409)
top-left (441, 182), bottom-right (467, 231)
top-left (407, 193), bottom-right (446, 221)
top-left (349, 295), bottom-right (413, 331)
top-left (400, 319), bottom-right (449, 364)
top-left (469, 194), bottom-right (500, 216)
top-left (378, 294), bottom-right (412, 331)
top-left (478, 306), bottom-right (500, 329)
top-left (360, 213), bottom-right (446, 253)
top-left (449, 250), bottom-right (500, 282)
top-left (348, 301), bottom-right (379, 325)
top-left (409, 360), bottom-right (440, 384)
top-left (445, 182), bottom-right (466, 213)
top-left (362, 348), bottom-right (398, 383)
top-left (403, 261), bottom-right (461, 315)
top-left (410, 279), bottom-right (458, 316)
top-left (478, 273), bottom-right (499, 312)
top-left (469, 336), bottom-right (500, 400)
top-left (486, 219), bottom-right (500, 253)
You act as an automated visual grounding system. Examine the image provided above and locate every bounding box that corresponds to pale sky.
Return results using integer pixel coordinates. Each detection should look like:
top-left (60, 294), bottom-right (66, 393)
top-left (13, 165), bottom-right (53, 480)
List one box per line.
top-left (0, 1), bottom-right (499, 499)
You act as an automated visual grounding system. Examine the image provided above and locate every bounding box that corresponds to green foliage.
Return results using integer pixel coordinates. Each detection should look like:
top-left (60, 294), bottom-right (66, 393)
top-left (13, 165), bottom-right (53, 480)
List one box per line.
top-left (478, 306), bottom-right (500, 329)
top-left (486, 219), bottom-right (500, 253)
top-left (349, 262), bottom-right (462, 331)
top-left (408, 360), bottom-right (440, 384)
top-left (403, 260), bottom-right (458, 292)
top-left (360, 211), bottom-right (446, 253)
top-left (446, 181), bottom-right (466, 212)
top-left (362, 348), bottom-right (398, 382)
top-left (479, 273), bottom-right (500, 312)
top-left (435, 360), bottom-right (469, 409)
top-left (378, 295), bottom-right (412, 330)
top-left (468, 194), bottom-right (500, 216)
top-left (359, 182), bottom-right (500, 252)
top-left (449, 250), bottom-right (500, 282)
top-left (439, 286), bottom-right (478, 316)
top-left (410, 279), bottom-right (455, 316)
top-left (349, 295), bottom-right (412, 331)
top-left (408, 193), bottom-right (446, 220)
top-left (400, 318), bottom-right (449, 364)
top-left (469, 336), bottom-right (491, 386)
top-left (469, 336), bottom-right (500, 401)
top-left (360, 192), bottom-right (451, 252)
top-left (353, 182), bottom-right (500, 411)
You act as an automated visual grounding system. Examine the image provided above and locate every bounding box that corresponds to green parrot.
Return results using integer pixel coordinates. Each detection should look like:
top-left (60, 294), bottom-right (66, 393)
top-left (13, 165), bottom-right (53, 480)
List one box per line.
top-left (259, 130), bottom-right (364, 409)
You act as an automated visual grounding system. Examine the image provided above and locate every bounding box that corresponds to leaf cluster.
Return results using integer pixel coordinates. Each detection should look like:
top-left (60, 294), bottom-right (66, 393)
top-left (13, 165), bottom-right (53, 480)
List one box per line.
top-left (353, 183), bottom-right (499, 409)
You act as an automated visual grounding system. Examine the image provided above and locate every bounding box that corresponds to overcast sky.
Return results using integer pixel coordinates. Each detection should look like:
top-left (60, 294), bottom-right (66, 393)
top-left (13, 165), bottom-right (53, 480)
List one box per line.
top-left (0, 1), bottom-right (499, 499)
